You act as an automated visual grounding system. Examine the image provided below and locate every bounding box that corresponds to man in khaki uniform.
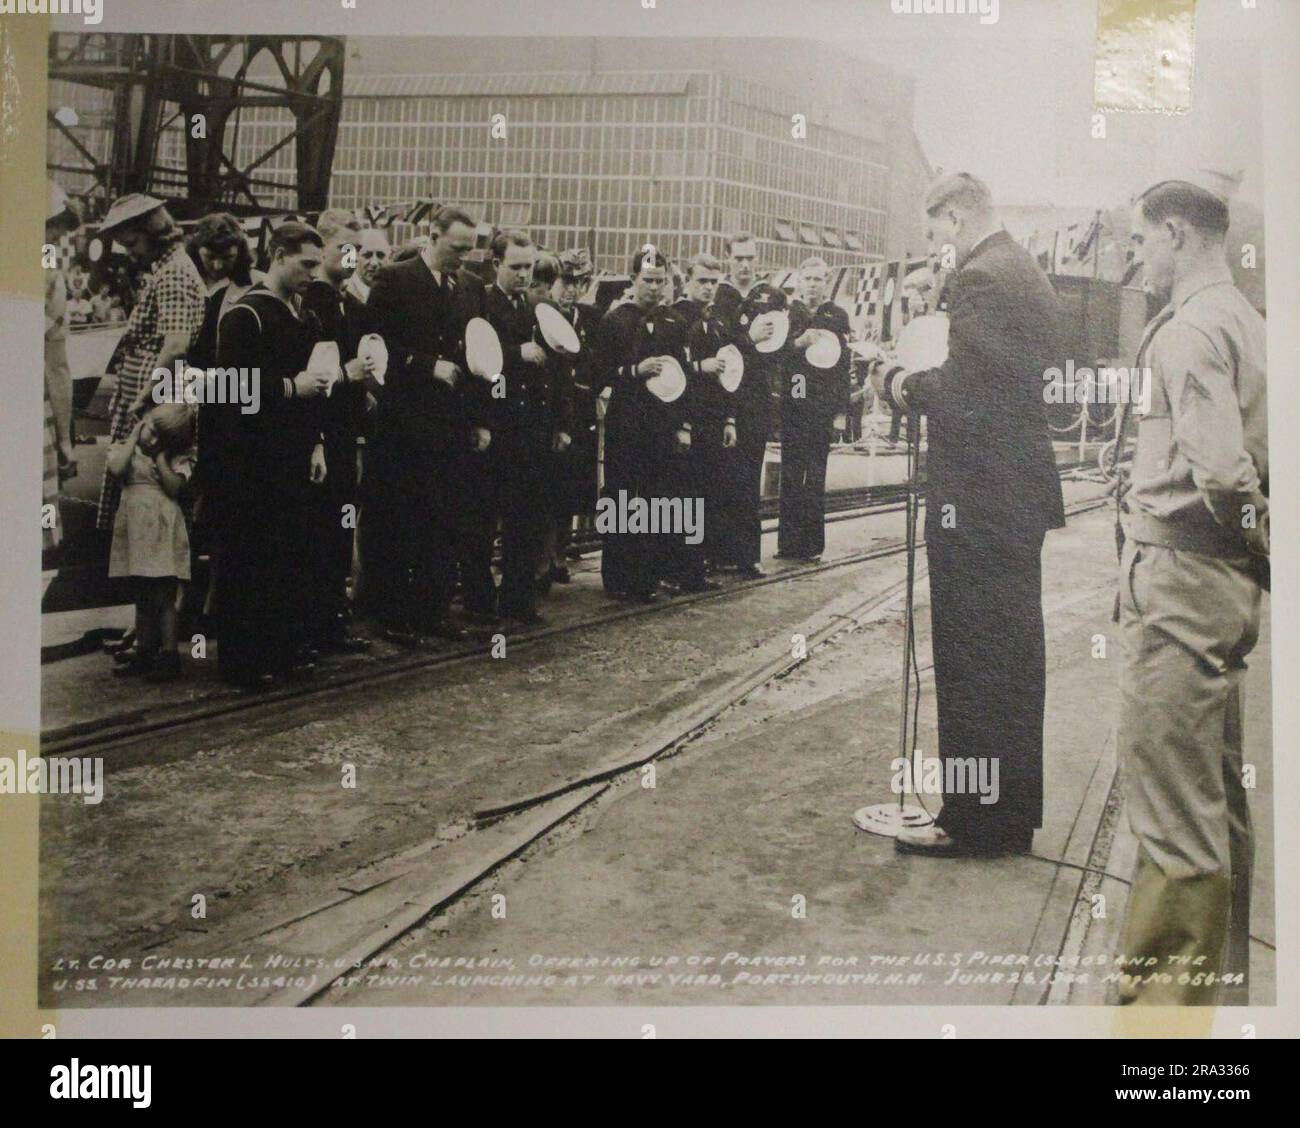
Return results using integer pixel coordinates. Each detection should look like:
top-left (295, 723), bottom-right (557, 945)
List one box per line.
top-left (1117, 178), bottom-right (1268, 1005)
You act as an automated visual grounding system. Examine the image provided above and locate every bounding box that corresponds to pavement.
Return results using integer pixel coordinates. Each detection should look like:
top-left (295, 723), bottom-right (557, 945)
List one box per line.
top-left (321, 507), bottom-right (1273, 1009)
top-left (36, 481), bottom-right (1271, 1010)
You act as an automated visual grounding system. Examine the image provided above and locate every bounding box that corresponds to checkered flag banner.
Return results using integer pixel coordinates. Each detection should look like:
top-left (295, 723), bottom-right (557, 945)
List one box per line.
top-left (56, 234), bottom-right (77, 272)
top-left (860, 263), bottom-right (883, 318)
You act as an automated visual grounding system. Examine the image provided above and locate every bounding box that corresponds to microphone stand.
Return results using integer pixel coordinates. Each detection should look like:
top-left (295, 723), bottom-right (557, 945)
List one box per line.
top-left (853, 408), bottom-right (934, 837)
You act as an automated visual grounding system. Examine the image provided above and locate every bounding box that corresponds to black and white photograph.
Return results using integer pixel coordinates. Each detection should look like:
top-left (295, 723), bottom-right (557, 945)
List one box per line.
top-left (3, 0), bottom-right (1297, 1051)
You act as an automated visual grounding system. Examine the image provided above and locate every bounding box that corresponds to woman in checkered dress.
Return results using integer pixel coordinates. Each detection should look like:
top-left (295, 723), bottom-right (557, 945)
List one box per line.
top-left (94, 198), bottom-right (205, 534)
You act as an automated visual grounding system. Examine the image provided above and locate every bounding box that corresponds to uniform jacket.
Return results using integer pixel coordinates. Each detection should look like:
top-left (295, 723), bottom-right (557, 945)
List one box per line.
top-left (364, 255), bottom-right (491, 474)
top-left (1124, 270), bottom-right (1267, 560)
top-left (785, 299), bottom-right (852, 423)
top-left (484, 287), bottom-right (574, 441)
top-left (890, 230), bottom-right (1067, 544)
top-left (677, 296), bottom-right (736, 433)
top-left (301, 277), bottom-right (368, 452)
top-left (712, 279), bottom-right (786, 440)
top-left (594, 301), bottom-right (691, 449)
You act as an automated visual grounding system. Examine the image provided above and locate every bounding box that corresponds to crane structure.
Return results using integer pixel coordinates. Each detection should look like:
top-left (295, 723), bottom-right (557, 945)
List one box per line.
top-left (47, 32), bottom-right (345, 219)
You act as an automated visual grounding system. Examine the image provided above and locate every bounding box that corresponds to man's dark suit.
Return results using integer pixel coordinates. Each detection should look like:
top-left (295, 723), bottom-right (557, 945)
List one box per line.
top-left (365, 255), bottom-right (490, 633)
top-left (885, 230), bottom-right (1066, 844)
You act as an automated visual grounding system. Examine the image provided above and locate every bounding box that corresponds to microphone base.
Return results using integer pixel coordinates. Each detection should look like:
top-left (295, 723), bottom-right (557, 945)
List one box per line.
top-left (852, 802), bottom-right (934, 839)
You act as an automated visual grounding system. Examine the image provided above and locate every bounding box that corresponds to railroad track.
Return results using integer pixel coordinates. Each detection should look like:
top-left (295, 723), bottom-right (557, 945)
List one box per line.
top-left (76, 491), bottom-right (1103, 1008)
top-left (43, 460), bottom-right (1108, 760)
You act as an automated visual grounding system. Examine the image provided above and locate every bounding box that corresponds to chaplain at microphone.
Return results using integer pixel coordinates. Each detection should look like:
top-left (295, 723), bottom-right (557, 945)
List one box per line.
top-left (869, 172), bottom-right (1066, 856)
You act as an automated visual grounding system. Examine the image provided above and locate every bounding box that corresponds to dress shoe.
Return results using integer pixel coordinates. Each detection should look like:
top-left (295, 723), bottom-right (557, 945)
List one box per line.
top-left (678, 578), bottom-right (721, 594)
top-left (896, 825), bottom-right (1033, 857)
top-left (425, 620), bottom-right (468, 642)
top-left (737, 565), bottom-right (767, 579)
top-left (320, 634), bottom-right (371, 655)
top-left (222, 670), bottom-right (276, 692)
top-left (503, 607), bottom-right (544, 626)
top-left (106, 630), bottom-right (137, 657)
top-left (894, 825), bottom-right (963, 856)
top-left (144, 651), bottom-right (182, 683)
top-left (112, 651), bottom-right (154, 678)
top-left (381, 625), bottom-right (420, 648)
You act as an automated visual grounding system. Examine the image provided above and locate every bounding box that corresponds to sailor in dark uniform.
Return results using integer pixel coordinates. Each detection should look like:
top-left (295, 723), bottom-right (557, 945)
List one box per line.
top-left (342, 226), bottom-right (389, 615)
top-left (676, 253), bottom-right (730, 586)
top-left (212, 222), bottom-right (333, 688)
top-left (779, 257), bottom-right (851, 562)
top-left (709, 232), bottom-right (785, 577)
top-left (483, 231), bottom-right (572, 624)
top-left (593, 247), bottom-right (692, 602)
top-left (547, 248), bottom-right (600, 582)
top-left (299, 210), bottom-right (372, 653)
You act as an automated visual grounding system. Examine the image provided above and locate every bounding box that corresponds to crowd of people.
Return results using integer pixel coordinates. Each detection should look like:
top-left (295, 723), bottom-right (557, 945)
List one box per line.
top-left (45, 186), bottom-right (883, 687)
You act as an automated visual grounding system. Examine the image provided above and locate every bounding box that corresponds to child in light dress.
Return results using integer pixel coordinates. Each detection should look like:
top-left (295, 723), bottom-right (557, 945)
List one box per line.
top-left (106, 400), bottom-right (196, 682)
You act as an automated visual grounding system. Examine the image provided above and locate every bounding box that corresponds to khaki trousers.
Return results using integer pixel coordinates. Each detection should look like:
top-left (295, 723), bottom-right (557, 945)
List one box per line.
top-left (1116, 539), bottom-right (1261, 1005)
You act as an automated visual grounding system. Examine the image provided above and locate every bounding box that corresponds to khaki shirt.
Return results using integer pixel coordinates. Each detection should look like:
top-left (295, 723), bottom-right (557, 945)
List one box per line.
top-left (1125, 268), bottom-right (1267, 557)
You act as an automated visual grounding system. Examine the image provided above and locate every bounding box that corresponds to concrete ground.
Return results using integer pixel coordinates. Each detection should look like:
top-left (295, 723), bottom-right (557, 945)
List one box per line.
top-left (39, 495), bottom-right (923, 978)
top-left (37, 481), bottom-right (1272, 1010)
top-left (325, 504), bottom-right (1274, 1008)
